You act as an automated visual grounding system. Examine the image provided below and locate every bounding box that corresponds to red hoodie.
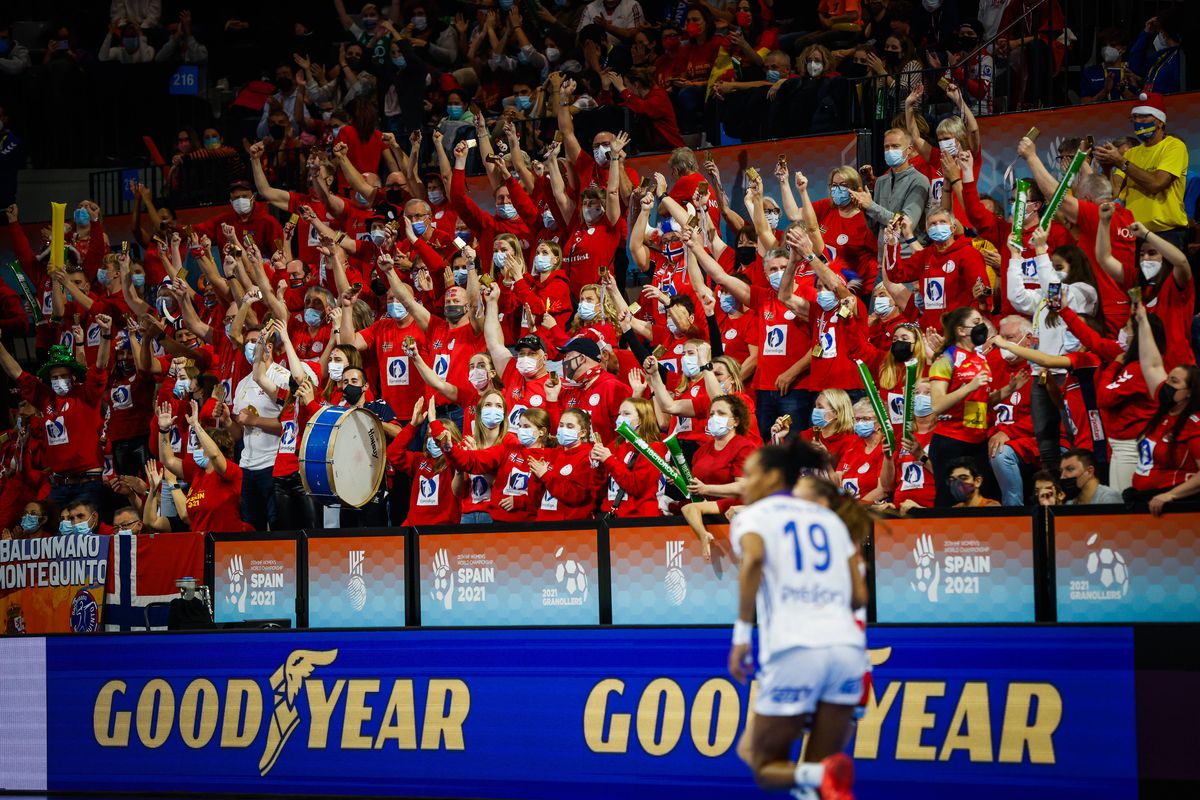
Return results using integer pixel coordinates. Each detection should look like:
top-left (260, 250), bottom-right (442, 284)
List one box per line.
top-left (888, 234), bottom-right (989, 329)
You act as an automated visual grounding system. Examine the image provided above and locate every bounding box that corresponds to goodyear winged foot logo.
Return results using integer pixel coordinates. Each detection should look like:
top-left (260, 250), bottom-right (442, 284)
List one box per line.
top-left (259, 649), bottom-right (339, 776)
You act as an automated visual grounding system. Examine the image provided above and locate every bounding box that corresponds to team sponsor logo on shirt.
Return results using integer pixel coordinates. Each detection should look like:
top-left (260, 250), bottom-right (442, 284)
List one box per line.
top-left (46, 416), bottom-right (68, 446)
top-left (386, 356), bottom-right (410, 386)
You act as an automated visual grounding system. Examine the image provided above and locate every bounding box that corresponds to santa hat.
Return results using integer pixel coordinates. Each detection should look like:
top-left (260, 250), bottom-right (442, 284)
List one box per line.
top-left (1132, 92), bottom-right (1166, 124)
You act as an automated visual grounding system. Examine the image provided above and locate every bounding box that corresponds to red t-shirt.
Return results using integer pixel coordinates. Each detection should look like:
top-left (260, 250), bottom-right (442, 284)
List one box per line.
top-left (501, 361), bottom-right (552, 428)
top-left (715, 310), bottom-right (759, 365)
top-left (836, 436), bottom-right (886, 500)
top-left (1141, 271), bottom-right (1196, 367)
top-left (538, 443), bottom-right (604, 520)
top-left (105, 369), bottom-right (157, 443)
top-left (893, 429), bottom-right (937, 508)
top-left (889, 236), bottom-right (988, 330)
top-left (750, 285), bottom-right (811, 391)
top-left (1133, 412), bottom-right (1200, 492)
top-left (601, 441), bottom-right (667, 518)
top-left (358, 316), bottom-right (428, 421)
top-left (193, 205), bottom-right (284, 251)
top-left (1088, 354), bottom-right (1156, 441)
top-left (929, 345), bottom-right (991, 444)
top-left (335, 126), bottom-right (386, 176)
top-left (560, 371), bottom-right (630, 443)
top-left (690, 434), bottom-right (756, 498)
top-left (561, 218), bottom-right (621, 300)
top-left (424, 317), bottom-right (486, 405)
top-left (446, 439), bottom-right (550, 522)
top-left (273, 400), bottom-right (301, 478)
top-left (1074, 199), bottom-right (1135, 334)
top-left (20, 370), bottom-right (108, 474)
top-left (807, 294), bottom-right (868, 391)
top-left (813, 199), bottom-right (876, 288)
top-left (185, 461), bottom-right (246, 533)
top-left (387, 425), bottom-right (462, 526)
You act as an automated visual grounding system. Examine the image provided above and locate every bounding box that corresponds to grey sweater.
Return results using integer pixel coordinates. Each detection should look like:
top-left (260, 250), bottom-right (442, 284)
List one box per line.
top-left (862, 164), bottom-right (931, 274)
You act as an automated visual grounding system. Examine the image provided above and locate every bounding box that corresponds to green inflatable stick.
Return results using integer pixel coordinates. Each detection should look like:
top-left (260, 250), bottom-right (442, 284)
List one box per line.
top-left (616, 420), bottom-right (690, 497)
top-left (855, 359), bottom-right (895, 453)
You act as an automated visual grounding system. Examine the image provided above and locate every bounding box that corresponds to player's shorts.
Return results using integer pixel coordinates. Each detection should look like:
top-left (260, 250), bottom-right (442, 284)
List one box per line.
top-left (754, 644), bottom-right (869, 717)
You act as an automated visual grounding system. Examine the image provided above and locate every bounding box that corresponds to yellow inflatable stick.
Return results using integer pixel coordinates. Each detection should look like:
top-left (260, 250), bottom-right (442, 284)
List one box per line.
top-left (49, 202), bottom-right (66, 271)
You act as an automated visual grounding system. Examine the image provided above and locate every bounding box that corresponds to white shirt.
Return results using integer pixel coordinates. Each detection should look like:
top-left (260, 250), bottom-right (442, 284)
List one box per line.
top-left (1006, 252), bottom-right (1097, 375)
top-left (232, 363), bottom-right (289, 471)
top-left (731, 495), bottom-right (864, 663)
top-left (578, 0), bottom-right (647, 45)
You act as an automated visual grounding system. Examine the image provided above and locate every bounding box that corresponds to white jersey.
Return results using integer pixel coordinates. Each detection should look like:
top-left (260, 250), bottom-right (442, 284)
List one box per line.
top-left (730, 495), bottom-right (864, 663)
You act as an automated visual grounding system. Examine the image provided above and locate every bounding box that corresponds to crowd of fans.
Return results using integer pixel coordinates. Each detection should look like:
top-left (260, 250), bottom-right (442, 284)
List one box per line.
top-left (0, 0), bottom-right (1194, 548)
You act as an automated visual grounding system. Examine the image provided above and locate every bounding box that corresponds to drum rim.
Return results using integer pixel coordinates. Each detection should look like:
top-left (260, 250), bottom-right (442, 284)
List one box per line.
top-left (300, 405), bottom-right (386, 508)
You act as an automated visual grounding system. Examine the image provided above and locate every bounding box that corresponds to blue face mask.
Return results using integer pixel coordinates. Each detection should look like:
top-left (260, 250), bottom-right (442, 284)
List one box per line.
top-left (515, 95), bottom-right (532, 112)
top-left (493, 251), bottom-right (508, 269)
top-left (497, 203), bottom-right (518, 220)
top-left (532, 254), bottom-right (553, 273)
top-left (1134, 123), bottom-right (1157, 142)
top-left (73, 519), bottom-right (93, 535)
top-left (811, 408), bottom-right (828, 428)
top-left (499, 0), bottom-right (514, 9)
top-left (132, 273), bottom-right (146, 288)
top-left (913, 394), bottom-right (934, 417)
top-left (173, 379), bottom-right (190, 399)
top-left (454, 269), bottom-right (469, 286)
top-left (928, 223), bottom-right (953, 243)
top-left (193, 451), bottom-right (210, 469)
top-left (95, 268), bottom-right (109, 285)
top-left (765, 69), bottom-right (782, 82)
top-left (412, 220), bottom-right (427, 236)
top-left (74, 208), bottom-right (91, 226)
top-left (816, 290), bottom-right (838, 311)
top-left (244, 342), bottom-right (258, 364)
top-left (123, 36), bottom-right (140, 50)
top-left (884, 148), bottom-right (907, 168)
top-left (20, 514), bottom-right (40, 533)
top-left (392, 56), bottom-right (407, 69)
top-left (446, 104), bottom-right (464, 120)
top-left (719, 294), bottom-right (738, 313)
top-left (578, 301), bottom-right (597, 320)
top-left (556, 426), bottom-right (579, 447)
top-left (480, 407), bottom-right (505, 428)
top-left (387, 302), bottom-right (408, 320)
top-left (830, 185), bottom-right (852, 206)
top-left (768, 271), bottom-right (783, 290)
top-left (516, 427), bottom-right (537, 447)
top-left (304, 308), bottom-right (323, 327)
top-left (59, 519), bottom-right (73, 534)
top-left (427, 439), bottom-right (443, 458)
top-left (854, 420), bottom-right (876, 438)
top-left (370, 229), bottom-right (387, 246)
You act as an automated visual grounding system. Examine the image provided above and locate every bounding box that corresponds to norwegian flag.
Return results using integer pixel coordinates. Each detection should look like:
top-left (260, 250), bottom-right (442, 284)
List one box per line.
top-left (104, 532), bottom-right (205, 631)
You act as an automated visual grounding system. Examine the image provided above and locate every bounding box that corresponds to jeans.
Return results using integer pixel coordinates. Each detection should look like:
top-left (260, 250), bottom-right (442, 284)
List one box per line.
top-left (1031, 377), bottom-right (1065, 475)
top-left (460, 511), bottom-right (492, 525)
top-left (50, 480), bottom-right (103, 515)
top-left (989, 445), bottom-right (1025, 506)
top-left (273, 473), bottom-right (316, 531)
top-left (756, 388), bottom-right (815, 441)
top-left (240, 466), bottom-right (275, 531)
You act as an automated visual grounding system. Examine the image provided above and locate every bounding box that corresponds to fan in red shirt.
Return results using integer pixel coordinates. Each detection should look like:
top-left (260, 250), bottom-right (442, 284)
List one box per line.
top-left (442, 408), bottom-right (554, 523)
top-left (388, 401), bottom-right (464, 526)
top-left (688, 395), bottom-right (757, 502)
top-left (596, 398), bottom-right (668, 519)
top-left (611, 69), bottom-right (685, 151)
top-left (533, 409), bottom-right (605, 521)
top-left (804, 166), bottom-right (878, 293)
top-left (837, 397), bottom-right (893, 502)
top-left (889, 380), bottom-right (939, 512)
top-left (889, 209), bottom-right (989, 331)
top-left (1128, 303), bottom-right (1200, 514)
top-left (557, 337), bottom-right (630, 444)
top-left (192, 182), bottom-right (284, 252)
top-left (148, 399), bottom-right (245, 533)
top-left (335, 99), bottom-right (386, 176)
top-left (509, 242), bottom-right (574, 343)
top-left (449, 142), bottom-right (535, 261)
top-left (560, 153), bottom-right (623, 300)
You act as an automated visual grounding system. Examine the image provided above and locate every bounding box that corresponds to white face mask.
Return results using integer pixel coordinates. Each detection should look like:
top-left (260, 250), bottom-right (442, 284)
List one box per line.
top-left (1001, 348), bottom-right (1019, 363)
top-left (469, 367), bottom-right (490, 389)
top-left (328, 362), bottom-right (345, 381)
top-left (1101, 45), bottom-right (1121, 63)
top-left (681, 355), bottom-right (700, 377)
top-left (231, 197), bottom-right (252, 215)
top-left (873, 296), bottom-right (893, 316)
top-left (806, 60), bottom-right (823, 77)
top-left (516, 355), bottom-right (539, 377)
top-left (51, 377), bottom-right (72, 396)
top-left (938, 138), bottom-right (958, 156)
top-left (1140, 259), bottom-right (1163, 281)
top-left (765, 210), bottom-right (781, 229)
top-left (1117, 328), bottom-right (1131, 351)
top-left (593, 145), bottom-right (611, 166)
top-left (1153, 32), bottom-right (1169, 51)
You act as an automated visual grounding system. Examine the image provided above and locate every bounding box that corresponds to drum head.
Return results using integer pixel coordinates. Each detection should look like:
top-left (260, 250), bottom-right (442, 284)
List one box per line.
top-left (327, 407), bottom-right (386, 507)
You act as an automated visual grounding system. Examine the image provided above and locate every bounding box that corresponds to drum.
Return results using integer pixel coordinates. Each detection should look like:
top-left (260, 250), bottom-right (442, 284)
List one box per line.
top-left (299, 405), bottom-right (386, 507)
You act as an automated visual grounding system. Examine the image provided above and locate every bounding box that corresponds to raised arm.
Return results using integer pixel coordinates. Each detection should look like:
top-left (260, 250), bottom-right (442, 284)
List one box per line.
top-left (1134, 221), bottom-right (1191, 288)
top-left (247, 141), bottom-right (290, 210)
top-left (689, 233), bottom-right (752, 307)
top-left (904, 84), bottom-right (932, 161)
top-left (1135, 302), bottom-right (1168, 395)
top-left (605, 132), bottom-right (627, 225)
top-left (1094, 203), bottom-right (1127, 283)
top-left (1017, 136), bottom-right (1078, 224)
top-left (481, 282), bottom-right (513, 374)
top-left (549, 72), bottom-right (582, 163)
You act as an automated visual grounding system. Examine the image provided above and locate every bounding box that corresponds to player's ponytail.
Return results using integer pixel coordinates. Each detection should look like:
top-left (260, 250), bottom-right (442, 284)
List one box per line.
top-left (757, 439), bottom-right (831, 487)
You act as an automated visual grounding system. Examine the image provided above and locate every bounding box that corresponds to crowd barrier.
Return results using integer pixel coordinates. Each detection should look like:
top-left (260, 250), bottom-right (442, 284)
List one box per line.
top-left (196, 508), bottom-right (1200, 631)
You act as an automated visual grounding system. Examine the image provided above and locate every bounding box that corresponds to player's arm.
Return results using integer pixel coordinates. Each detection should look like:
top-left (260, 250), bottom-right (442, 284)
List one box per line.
top-left (729, 531), bottom-right (764, 684)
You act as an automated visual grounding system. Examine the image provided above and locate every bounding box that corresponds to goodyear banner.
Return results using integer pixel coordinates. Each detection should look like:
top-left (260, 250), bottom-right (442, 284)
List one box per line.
top-left (212, 536), bottom-right (299, 626)
top-left (0, 534), bottom-right (110, 634)
top-left (3, 626), bottom-right (1135, 799)
top-left (1054, 511), bottom-right (1200, 622)
top-left (417, 528), bottom-right (599, 625)
top-left (873, 514), bottom-right (1036, 623)
top-left (307, 533), bottom-right (405, 628)
top-left (608, 521), bottom-right (737, 624)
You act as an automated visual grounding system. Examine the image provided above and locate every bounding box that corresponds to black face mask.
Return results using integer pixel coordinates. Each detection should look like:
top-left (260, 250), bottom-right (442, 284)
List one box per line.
top-left (1061, 478), bottom-right (1083, 500)
top-left (346, 56), bottom-right (363, 70)
top-left (386, 188), bottom-right (406, 205)
top-left (969, 323), bottom-right (988, 347)
top-left (957, 36), bottom-right (978, 53)
top-left (735, 245), bottom-right (757, 266)
top-left (890, 340), bottom-right (913, 363)
top-left (444, 305), bottom-right (466, 323)
top-left (883, 50), bottom-right (901, 66)
top-left (370, 278), bottom-right (388, 296)
top-left (342, 384), bottom-right (364, 405)
top-left (840, 61), bottom-right (868, 79)
top-left (275, 78), bottom-right (293, 94)
top-left (268, 124), bottom-right (286, 140)
top-left (1157, 382), bottom-right (1179, 410)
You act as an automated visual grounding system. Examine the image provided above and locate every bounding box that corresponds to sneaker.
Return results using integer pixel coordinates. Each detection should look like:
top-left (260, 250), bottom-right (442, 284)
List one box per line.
top-left (818, 753), bottom-right (855, 800)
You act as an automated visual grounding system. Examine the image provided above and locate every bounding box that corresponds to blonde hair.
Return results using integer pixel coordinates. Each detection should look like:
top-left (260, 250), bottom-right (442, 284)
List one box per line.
top-left (828, 165), bottom-right (862, 191)
top-left (494, 233), bottom-right (526, 273)
top-left (427, 418), bottom-right (462, 472)
top-left (674, 338), bottom-right (712, 393)
top-left (624, 396), bottom-right (661, 443)
top-left (569, 284), bottom-right (619, 332)
top-left (472, 388), bottom-right (509, 443)
top-left (935, 116), bottom-right (968, 148)
top-left (712, 355), bottom-right (745, 395)
top-left (818, 389), bottom-right (854, 437)
top-left (878, 325), bottom-right (927, 391)
top-left (537, 240), bottom-right (563, 272)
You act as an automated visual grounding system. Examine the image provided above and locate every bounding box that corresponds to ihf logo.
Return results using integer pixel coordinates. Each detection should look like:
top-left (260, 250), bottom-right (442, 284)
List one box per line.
top-left (345, 550), bottom-right (366, 611)
top-left (664, 540), bottom-right (687, 606)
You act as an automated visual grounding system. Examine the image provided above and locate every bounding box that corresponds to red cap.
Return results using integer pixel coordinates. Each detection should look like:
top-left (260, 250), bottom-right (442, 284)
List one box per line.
top-left (1132, 92), bottom-right (1166, 124)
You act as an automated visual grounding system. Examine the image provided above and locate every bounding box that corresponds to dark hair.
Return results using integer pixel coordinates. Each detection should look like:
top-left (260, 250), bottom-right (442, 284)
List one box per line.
top-left (946, 456), bottom-right (981, 480)
top-left (1061, 448), bottom-right (1096, 470)
top-left (668, 294), bottom-right (696, 315)
top-left (67, 499), bottom-right (98, 515)
top-left (1045, 244), bottom-right (1102, 328)
top-left (684, 4), bottom-right (717, 41)
top-left (711, 394), bottom-right (750, 436)
top-left (1122, 310), bottom-right (1165, 366)
top-left (1031, 469), bottom-right (1061, 488)
top-left (207, 427), bottom-right (236, 458)
top-left (756, 439), bottom-right (831, 487)
top-left (348, 96), bottom-right (378, 141)
top-left (937, 306), bottom-right (978, 355)
top-left (1139, 365), bottom-right (1200, 460)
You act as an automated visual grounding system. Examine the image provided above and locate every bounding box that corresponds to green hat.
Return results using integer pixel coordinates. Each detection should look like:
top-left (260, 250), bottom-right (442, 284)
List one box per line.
top-left (36, 344), bottom-right (88, 381)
